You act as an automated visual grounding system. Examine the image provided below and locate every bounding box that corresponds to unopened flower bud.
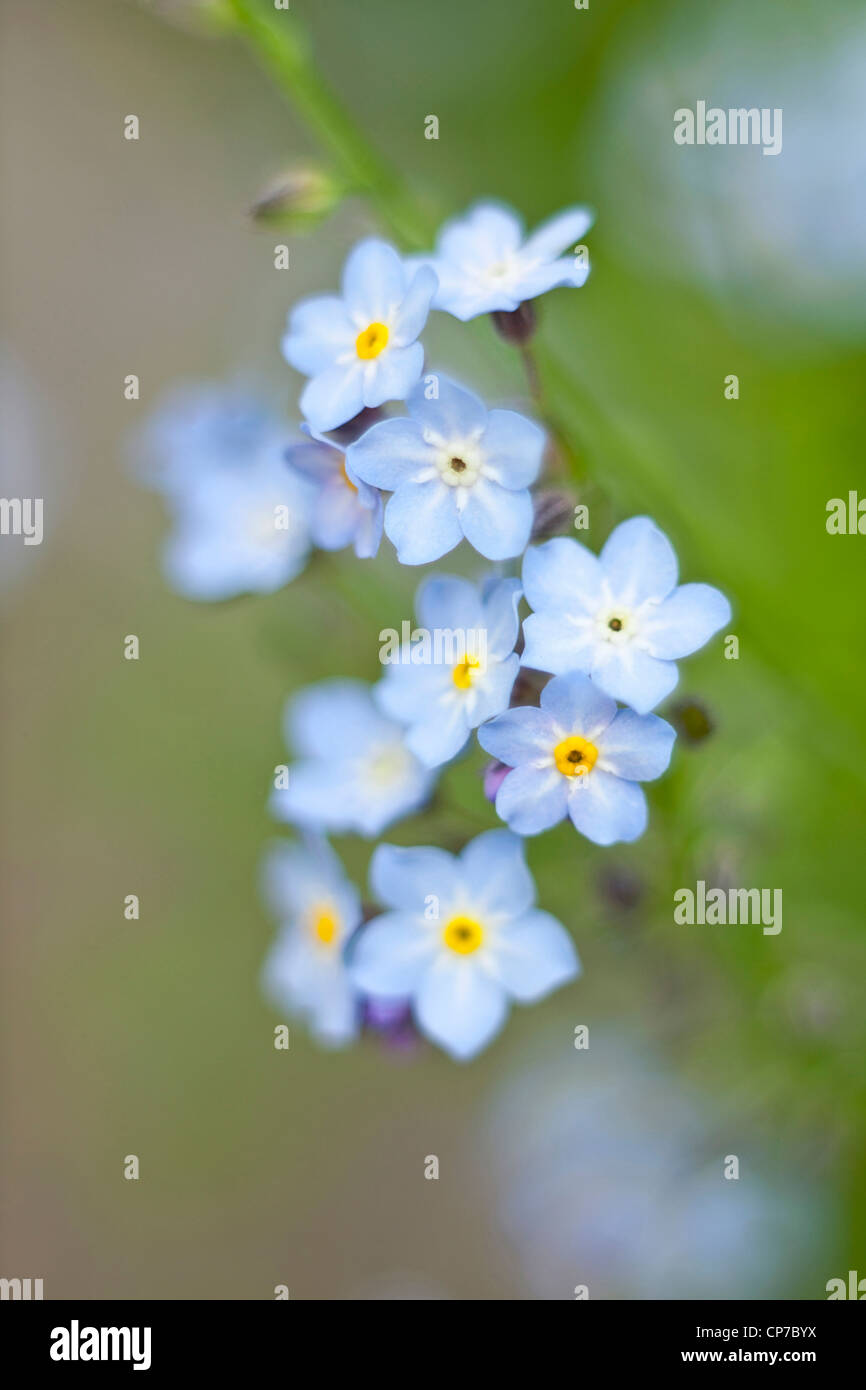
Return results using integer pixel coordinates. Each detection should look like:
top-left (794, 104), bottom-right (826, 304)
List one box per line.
top-left (531, 489), bottom-right (576, 542)
top-left (250, 165), bottom-right (343, 229)
top-left (669, 697), bottom-right (715, 744)
top-left (491, 300), bottom-right (537, 345)
top-left (482, 759), bottom-right (512, 803)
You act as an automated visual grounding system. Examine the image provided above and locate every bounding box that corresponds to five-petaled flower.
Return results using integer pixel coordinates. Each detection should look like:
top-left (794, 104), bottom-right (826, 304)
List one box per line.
top-left (285, 425), bottom-right (383, 559)
top-left (347, 376), bottom-right (545, 563)
top-left (134, 380), bottom-right (313, 600)
top-left (478, 671), bottom-right (676, 844)
top-left (282, 238), bottom-right (437, 434)
top-left (270, 679), bottom-right (436, 837)
top-left (376, 573), bottom-right (522, 766)
top-left (407, 201), bottom-right (593, 321)
top-left (261, 835), bottom-right (362, 1048)
top-left (163, 444), bottom-right (311, 601)
top-left (521, 517), bottom-right (732, 714)
top-left (349, 830), bottom-right (580, 1060)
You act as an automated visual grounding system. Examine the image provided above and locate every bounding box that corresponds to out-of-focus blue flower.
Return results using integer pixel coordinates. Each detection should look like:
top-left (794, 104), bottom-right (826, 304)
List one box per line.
top-left (270, 679), bottom-right (436, 838)
top-left (407, 201), bottom-right (593, 320)
top-left (349, 830), bottom-right (580, 1061)
top-left (282, 238), bottom-right (437, 434)
top-left (285, 425), bottom-right (383, 559)
top-left (478, 671), bottom-right (675, 844)
top-left (347, 377), bottom-right (544, 564)
top-left (483, 1034), bottom-right (836, 1300)
top-left (161, 447), bottom-right (311, 600)
top-left (133, 380), bottom-right (312, 600)
top-left (131, 380), bottom-right (279, 495)
top-left (522, 517), bottom-right (731, 714)
top-left (261, 835), bottom-right (362, 1048)
top-left (375, 574), bottom-right (521, 767)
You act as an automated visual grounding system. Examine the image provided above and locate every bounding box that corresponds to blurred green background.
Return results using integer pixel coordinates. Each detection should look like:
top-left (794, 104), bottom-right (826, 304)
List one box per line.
top-left (2, 0), bottom-right (864, 1298)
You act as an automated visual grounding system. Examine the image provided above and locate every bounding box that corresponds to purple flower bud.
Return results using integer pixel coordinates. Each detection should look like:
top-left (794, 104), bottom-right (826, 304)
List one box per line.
top-left (491, 300), bottom-right (537, 345)
top-left (483, 759), bottom-right (512, 802)
top-left (531, 489), bottom-right (576, 542)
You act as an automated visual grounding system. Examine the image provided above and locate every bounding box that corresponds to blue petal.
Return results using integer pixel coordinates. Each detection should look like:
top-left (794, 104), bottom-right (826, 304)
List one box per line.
top-left (482, 410), bottom-right (546, 489)
top-left (490, 908), bottom-right (580, 1001)
top-left (406, 702), bottom-right (471, 766)
top-left (269, 760), bottom-right (353, 832)
top-left (539, 670), bottom-right (617, 740)
top-left (479, 576), bottom-right (522, 658)
top-left (349, 910), bottom-right (438, 997)
top-left (600, 516), bottom-right (678, 604)
top-left (370, 842), bottom-right (459, 910)
top-left (415, 573), bottom-right (484, 633)
top-left (347, 417), bottom-right (434, 491)
top-left (362, 342), bottom-right (424, 410)
top-left (495, 763), bottom-right (569, 835)
top-left (407, 375), bottom-right (487, 440)
top-left (599, 709), bottom-right (676, 782)
top-left (341, 238), bottom-right (406, 322)
top-left (437, 201), bottom-right (523, 265)
top-left (523, 536), bottom-right (603, 614)
top-left (642, 583), bottom-right (731, 660)
top-left (375, 663), bottom-right (453, 724)
top-left (415, 956), bottom-right (509, 1060)
top-left (392, 265), bottom-right (437, 344)
top-left (300, 362), bottom-right (365, 434)
top-left (471, 653), bottom-right (519, 725)
top-left (458, 829), bottom-right (535, 918)
top-left (282, 296), bottom-right (354, 376)
top-left (590, 642), bottom-right (679, 715)
top-left (521, 611), bottom-right (596, 677)
top-left (385, 480), bottom-right (463, 564)
top-left (567, 771), bottom-right (647, 845)
top-left (286, 679), bottom-right (386, 757)
top-left (522, 206), bottom-right (594, 261)
top-left (459, 479), bottom-right (533, 560)
top-left (477, 705), bottom-right (557, 765)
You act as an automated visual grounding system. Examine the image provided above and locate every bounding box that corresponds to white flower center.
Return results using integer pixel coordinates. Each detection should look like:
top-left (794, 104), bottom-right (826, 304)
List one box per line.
top-left (435, 442), bottom-right (483, 489)
top-left (365, 741), bottom-right (412, 788)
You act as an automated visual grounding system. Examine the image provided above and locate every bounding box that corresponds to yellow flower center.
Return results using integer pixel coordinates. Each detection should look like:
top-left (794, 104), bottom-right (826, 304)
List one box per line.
top-left (311, 906), bottom-right (338, 947)
top-left (453, 656), bottom-right (481, 690)
top-left (340, 457), bottom-right (357, 493)
top-left (355, 321), bottom-right (389, 359)
top-left (553, 735), bottom-right (599, 777)
top-left (443, 915), bottom-right (484, 955)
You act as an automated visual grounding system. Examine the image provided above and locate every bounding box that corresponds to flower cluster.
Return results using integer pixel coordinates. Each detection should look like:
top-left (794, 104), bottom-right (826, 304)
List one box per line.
top-left (136, 201), bottom-right (732, 1061)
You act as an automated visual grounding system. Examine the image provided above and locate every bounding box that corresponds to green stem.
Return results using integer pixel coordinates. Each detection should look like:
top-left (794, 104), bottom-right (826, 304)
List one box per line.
top-left (227, 0), bottom-right (430, 247)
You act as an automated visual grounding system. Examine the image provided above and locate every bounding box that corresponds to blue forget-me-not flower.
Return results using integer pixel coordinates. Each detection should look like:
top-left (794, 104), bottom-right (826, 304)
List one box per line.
top-left (349, 829), bottom-right (579, 1060)
top-left (282, 238), bottom-right (437, 434)
top-left (478, 671), bottom-right (675, 845)
top-left (407, 201), bottom-right (593, 320)
top-left (270, 679), bottom-right (436, 837)
top-left (376, 573), bottom-right (521, 767)
top-left (261, 835), bottom-right (362, 1048)
top-left (347, 376), bottom-right (545, 564)
top-left (285, 425), bottom-right (383, 559)
top-left (521, 517), bottom-right (731, 714)
top-left (162, 443), bottom-right (311, 601)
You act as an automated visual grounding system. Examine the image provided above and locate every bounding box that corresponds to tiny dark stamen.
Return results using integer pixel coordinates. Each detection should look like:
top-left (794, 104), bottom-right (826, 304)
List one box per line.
top-left (450, 457), bottom-right (467, 473)
top-left (567, 749), bottom-right (583, 763)
top-left (608, 617), bottom-right (623, 631)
